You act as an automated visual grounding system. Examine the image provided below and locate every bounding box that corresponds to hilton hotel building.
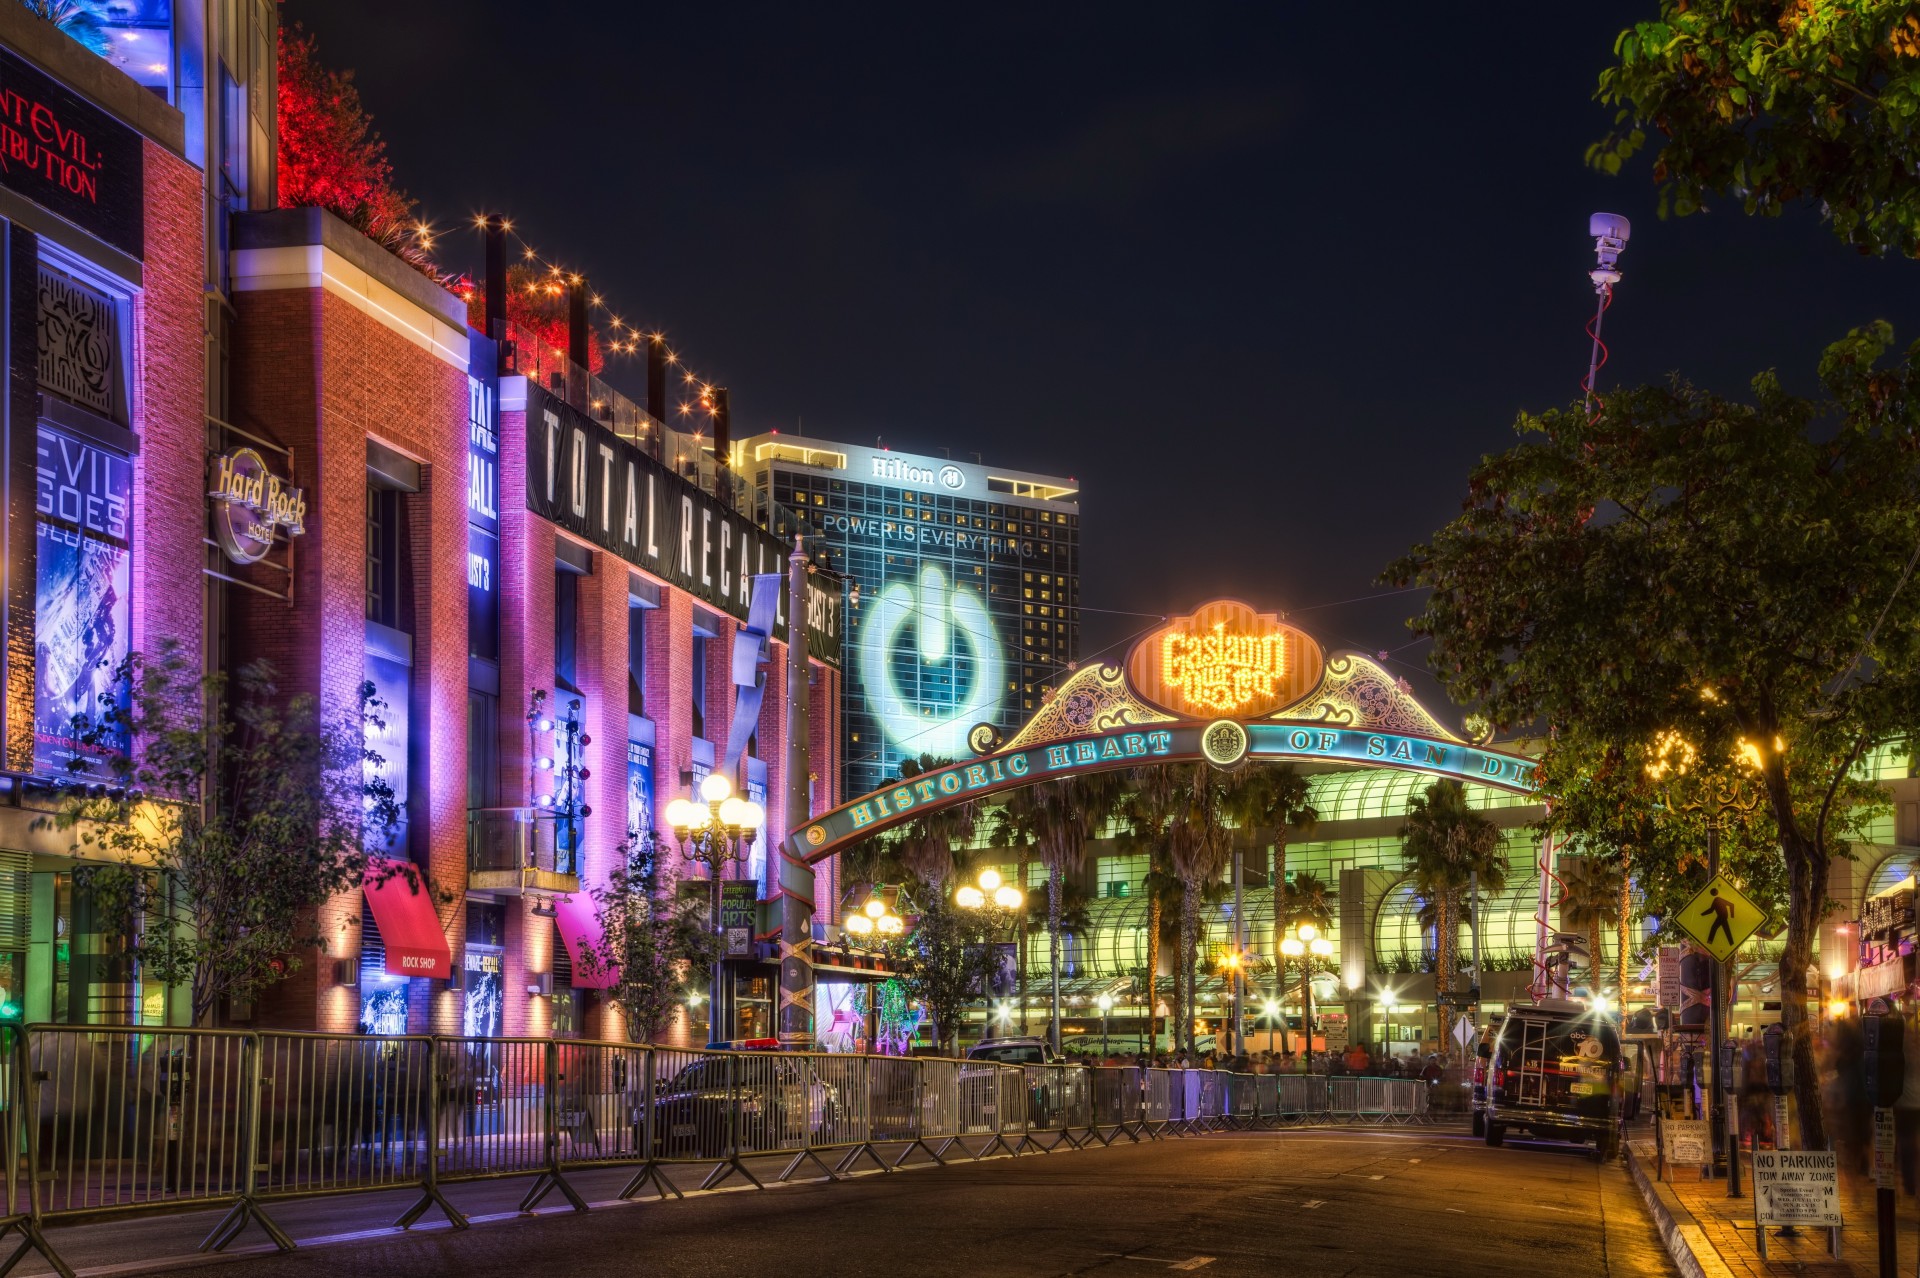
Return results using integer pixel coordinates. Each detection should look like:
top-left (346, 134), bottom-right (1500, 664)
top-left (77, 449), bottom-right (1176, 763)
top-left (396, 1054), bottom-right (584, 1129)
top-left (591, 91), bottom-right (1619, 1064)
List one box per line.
top-left (740, 435), bottom-right (1079, 800)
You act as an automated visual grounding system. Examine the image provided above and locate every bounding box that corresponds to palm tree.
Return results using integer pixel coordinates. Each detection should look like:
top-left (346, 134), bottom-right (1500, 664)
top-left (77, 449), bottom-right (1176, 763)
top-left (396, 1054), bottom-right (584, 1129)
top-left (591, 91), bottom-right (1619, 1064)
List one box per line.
top-left (1121, 764), bottom-right (1187, 1052)
top-left (1401, 779), bottom-right (1504, 1057)
top-left (993, 772), bottom-right (1123, 1050)
top-left (889, 755), bottom-right (979, 890)
top-left (1225, 765), bottom-right (1320, 1051)
top-left (1165, 766), bottom-right (1232, 1055)
top-left (1274, 871), bottom-right (1336, 1054)
top-left (1557, 853), bottom-right (1625, 995)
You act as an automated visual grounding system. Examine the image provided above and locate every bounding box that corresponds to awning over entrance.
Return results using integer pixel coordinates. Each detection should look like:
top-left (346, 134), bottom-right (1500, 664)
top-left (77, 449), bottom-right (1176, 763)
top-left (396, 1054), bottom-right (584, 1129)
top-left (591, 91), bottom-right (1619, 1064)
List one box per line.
top-left (555, 893), bottom-right (615, 989)
top-left (364, 860), bottom-right (450, 979)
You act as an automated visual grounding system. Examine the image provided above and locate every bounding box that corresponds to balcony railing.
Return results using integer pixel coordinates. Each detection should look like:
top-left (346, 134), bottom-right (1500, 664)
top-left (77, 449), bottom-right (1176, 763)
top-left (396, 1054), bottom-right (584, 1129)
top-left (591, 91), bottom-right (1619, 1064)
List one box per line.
top-left (467, 808), bottom-right (579, 895)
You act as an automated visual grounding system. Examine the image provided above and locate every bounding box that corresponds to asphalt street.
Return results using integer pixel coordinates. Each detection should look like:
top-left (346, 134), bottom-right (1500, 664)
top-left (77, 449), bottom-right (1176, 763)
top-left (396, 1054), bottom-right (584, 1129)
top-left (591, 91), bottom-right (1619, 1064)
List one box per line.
top-left (24, 1127), bottom-right (1678, 1278)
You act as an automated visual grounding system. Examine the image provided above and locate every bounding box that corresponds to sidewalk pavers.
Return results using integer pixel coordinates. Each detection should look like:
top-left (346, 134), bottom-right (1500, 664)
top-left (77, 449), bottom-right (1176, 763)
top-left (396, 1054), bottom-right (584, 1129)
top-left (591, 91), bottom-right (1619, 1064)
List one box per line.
top-left (1627, 1137), bottom-right (1917, 1277)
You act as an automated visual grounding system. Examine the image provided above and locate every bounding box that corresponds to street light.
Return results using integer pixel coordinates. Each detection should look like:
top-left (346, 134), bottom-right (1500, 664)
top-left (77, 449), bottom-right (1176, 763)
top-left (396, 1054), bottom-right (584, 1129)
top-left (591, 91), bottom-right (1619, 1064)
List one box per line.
top-left (663, 772), bottom-right (764, 1038)
top-left (1280, 922), bottom-right (1335, 1070)
top-left (1097, 992), bottom-right (1113, 1056)
top-left (956, 866), bottom-right (1025, 1042)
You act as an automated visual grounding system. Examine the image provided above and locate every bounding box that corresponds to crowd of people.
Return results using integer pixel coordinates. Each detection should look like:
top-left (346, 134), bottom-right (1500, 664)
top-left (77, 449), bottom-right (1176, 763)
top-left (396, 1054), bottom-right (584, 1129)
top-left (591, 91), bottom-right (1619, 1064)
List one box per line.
top-left (1064, 1043), bottom-right (1449, 1082)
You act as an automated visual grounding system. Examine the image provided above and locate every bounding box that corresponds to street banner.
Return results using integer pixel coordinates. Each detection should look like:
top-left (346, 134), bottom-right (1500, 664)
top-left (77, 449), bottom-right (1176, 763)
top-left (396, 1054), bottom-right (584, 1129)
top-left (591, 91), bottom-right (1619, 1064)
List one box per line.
top-left (1752, 1151), bottom-right (1842, 1228)
top-left (1663, 1118), bottom-right (1711, 1165)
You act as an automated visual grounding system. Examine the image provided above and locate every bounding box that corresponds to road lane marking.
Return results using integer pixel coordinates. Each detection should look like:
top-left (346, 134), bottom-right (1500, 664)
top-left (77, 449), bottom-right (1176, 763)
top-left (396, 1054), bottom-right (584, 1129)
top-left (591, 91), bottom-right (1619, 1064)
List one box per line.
top-left (1447, 1208), bottom-right (1466, 1214)
top-left (1302, 1200), bottom-right (1326, 1209)
top-left (1369, 1175), bottom-right (1385, 1180)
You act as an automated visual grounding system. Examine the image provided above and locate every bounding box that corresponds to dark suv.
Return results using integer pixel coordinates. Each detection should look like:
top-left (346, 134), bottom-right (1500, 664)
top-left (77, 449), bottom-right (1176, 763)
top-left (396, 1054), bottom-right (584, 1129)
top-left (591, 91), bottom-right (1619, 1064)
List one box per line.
top-left (965, 1037), bottom-right (1065, 1127)
top-left (1481, 1000), bottom-right (1623, 1160)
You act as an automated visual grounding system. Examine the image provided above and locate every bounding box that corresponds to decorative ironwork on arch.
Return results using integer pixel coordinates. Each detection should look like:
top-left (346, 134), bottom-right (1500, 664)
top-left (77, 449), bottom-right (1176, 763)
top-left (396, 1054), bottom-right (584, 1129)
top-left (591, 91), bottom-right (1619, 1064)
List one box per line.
top-left (783, 598), bottom-right (1539, 866)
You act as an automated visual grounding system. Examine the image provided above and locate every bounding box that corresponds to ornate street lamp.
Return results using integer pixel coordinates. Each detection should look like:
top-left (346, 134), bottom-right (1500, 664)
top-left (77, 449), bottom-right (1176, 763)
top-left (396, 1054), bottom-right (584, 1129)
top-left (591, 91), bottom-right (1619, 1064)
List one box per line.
top-left (956, 867), bottom-right (1024, 1042)
top-left (1280, 922), bottom-right (1335, 1070)
top-left (663, 772), bottom-right (764, 1034)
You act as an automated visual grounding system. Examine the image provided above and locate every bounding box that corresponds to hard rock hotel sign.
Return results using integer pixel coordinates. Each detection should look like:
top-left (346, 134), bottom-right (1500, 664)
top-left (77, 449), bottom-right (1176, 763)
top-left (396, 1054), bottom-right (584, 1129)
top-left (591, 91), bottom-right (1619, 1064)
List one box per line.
top-left (784, 598), bottom-right (1538, 865)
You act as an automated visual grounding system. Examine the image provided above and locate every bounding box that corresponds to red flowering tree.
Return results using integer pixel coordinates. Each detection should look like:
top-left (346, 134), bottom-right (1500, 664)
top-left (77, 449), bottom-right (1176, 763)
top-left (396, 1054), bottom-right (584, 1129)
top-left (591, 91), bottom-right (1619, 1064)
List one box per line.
top-left (464, 263), bottom-right (606, 376)
top-left (277, 25), bottom-right (423, 266)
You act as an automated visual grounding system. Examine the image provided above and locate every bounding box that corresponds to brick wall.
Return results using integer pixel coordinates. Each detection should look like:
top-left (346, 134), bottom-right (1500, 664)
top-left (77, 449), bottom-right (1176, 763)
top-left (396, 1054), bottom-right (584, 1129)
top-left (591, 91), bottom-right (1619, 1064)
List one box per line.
top-left (128, 141), bottom-right (207, 665)
top-left (230, 268), bottom-right (469, 1033)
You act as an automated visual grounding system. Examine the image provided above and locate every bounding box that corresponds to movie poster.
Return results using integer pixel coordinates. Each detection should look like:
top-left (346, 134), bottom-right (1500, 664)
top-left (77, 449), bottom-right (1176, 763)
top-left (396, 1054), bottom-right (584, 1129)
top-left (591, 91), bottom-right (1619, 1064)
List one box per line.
top-left (34, 424), bottom-right (131, 778)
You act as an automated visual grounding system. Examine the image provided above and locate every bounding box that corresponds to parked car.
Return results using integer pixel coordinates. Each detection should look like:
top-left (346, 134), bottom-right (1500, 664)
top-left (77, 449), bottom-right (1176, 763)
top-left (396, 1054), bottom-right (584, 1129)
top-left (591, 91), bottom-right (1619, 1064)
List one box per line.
top-left (648, 1054), bottom-right (840, 1159)
top-left (966, 1037), bottom-right (1065, 1127)
top-left (1481, 999), bottom-right (1623, 1160)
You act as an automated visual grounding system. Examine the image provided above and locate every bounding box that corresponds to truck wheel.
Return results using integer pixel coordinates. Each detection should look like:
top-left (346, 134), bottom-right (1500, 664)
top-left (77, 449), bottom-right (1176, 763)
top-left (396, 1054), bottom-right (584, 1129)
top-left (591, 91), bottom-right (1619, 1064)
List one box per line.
top-left (1471, 1112), bottom-right (1485, 1138)
top-left (1484, 1122), bottom-right (1505, 1148)
top-left (1597, 1130), bottom-right (1620, 1162)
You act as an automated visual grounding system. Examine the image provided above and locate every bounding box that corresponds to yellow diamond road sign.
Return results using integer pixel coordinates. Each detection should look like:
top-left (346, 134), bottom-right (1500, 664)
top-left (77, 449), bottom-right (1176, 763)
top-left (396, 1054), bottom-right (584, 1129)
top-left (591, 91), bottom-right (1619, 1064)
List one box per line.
top-left (1674, 874), bottom-right (1767, 962)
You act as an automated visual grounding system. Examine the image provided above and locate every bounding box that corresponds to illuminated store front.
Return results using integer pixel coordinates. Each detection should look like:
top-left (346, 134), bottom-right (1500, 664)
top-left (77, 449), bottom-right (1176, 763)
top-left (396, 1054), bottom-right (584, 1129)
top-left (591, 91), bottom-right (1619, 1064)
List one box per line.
top-left (743, 435), bottom-right (1078, 798)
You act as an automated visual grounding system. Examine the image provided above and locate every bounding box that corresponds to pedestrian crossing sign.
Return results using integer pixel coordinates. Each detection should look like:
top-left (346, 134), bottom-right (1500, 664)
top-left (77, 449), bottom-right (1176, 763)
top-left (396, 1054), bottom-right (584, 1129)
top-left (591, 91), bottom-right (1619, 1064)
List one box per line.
top-left (1674, 874), bottom-right (1766, 962)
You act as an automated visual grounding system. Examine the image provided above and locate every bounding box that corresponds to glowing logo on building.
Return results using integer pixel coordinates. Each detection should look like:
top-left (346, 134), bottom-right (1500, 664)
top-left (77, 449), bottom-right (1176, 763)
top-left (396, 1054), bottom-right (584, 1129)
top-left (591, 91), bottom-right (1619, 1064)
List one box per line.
top-left (208, 447), bottom-right (306, 565)
top-left (1127, 599), bottom-right (1325, 719)
top-left (857, 564), bottom-right (1002, 760)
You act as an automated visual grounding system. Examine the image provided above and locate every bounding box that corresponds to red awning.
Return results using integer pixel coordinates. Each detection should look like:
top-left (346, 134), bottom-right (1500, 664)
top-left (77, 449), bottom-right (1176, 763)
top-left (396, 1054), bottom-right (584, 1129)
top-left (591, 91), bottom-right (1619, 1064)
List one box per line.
top-left (555, 893), bottom-right (615, 989)
top-left (364, 860), bottom-right (451, 979)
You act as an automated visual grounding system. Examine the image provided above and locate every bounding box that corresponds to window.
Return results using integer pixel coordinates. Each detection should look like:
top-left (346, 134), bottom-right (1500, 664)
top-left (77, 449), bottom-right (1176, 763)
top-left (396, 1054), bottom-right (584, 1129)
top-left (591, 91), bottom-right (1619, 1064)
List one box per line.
top-left (691, 632), bottom-right (709, 739)
top-left (365, 486), bottom-right (406, 628)
top-left (628, 602), bottom-right (648, 715)
top-left (467, 692), bottom-right (497, 809)
top-left (554, 568), bottom-right (579, 692)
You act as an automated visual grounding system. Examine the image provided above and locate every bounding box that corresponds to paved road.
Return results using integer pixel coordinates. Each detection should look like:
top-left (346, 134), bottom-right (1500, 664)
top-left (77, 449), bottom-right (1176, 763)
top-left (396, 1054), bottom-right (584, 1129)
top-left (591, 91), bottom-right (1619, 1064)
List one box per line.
top-left (31, 1127), bottom-right (1677, 1278)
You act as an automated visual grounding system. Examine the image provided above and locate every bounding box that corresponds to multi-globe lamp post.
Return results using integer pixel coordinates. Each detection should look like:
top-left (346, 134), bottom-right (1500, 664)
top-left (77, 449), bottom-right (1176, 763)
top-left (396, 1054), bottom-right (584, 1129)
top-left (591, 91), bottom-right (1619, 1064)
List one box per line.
top-left (1279, 923), bottom-right (1334, 1066)
top-left (843, 893), bottom-right (906, 941)
top-left (956, 868), bottom-right (1024, 1043)
top-left (663, 773), bottom-right (764, 1036)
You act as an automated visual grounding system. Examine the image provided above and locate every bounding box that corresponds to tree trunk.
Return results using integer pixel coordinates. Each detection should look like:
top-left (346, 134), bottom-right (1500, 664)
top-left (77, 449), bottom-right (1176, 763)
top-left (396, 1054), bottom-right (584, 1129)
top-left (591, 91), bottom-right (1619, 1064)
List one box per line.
top-left (1617, 869), bottom-right (1631, 1004)
top-left (1146, 894), bottom-right (1161, 1053)
top-left (1171, 888), bottom-right (1188, 1057)
top-left (1048, 860), bottom-right (1063, 1051)
top-left (1273, 836), bottom-right (1288, 1055)
top-left (1175, 882), bottom-right (1190, 1051)
top-left (1018, 854), bottom-right (1030, 1034)
top-left (1436, 893), bottom-right (1454, 1061)
top-left (1781, 832), bottom-right (1831, 1150)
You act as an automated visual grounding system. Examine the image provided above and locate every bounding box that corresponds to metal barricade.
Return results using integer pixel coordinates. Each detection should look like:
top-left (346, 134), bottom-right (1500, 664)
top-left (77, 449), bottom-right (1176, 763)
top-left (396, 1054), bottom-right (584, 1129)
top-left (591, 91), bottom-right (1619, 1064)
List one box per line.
top-left (551, 1040), bottom-right (650, 1166)
top-left (1143, 1068), bottom-right (1172, 1134)
top-left (30, 1025), bottom-right (254, 1221)
top-left (254, 1031), bottom-right (434, 1199)
top-left (433, 1036), bottom-right (552, 1182)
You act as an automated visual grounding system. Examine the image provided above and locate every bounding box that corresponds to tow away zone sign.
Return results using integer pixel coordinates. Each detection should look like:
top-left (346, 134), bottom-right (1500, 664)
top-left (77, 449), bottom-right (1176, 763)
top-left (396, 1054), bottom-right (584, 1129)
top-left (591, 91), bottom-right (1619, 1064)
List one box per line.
top-left (1753, 1150), bottom-right (1842, 1228)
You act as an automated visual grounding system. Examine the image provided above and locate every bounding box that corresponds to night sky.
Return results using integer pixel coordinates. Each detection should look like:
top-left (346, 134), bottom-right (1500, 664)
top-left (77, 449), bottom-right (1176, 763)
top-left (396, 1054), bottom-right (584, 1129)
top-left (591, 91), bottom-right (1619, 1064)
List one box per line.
top-left (288, 2), bottom-right (1920, 703)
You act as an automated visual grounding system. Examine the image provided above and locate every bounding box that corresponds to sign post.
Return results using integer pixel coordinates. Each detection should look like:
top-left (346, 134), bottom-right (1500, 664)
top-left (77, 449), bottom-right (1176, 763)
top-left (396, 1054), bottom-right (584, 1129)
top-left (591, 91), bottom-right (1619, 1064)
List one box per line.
top-left (1751, 1150), bottom-right (1843, 1261)
top-left (1673, 870), bottom-right (1767, 1195)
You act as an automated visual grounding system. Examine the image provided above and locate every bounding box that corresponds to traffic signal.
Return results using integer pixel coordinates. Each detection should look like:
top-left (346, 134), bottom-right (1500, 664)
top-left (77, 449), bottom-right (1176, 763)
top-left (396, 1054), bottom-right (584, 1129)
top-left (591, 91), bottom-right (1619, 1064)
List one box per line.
top-left (1864, 1013), bottom-right (1906, 1107)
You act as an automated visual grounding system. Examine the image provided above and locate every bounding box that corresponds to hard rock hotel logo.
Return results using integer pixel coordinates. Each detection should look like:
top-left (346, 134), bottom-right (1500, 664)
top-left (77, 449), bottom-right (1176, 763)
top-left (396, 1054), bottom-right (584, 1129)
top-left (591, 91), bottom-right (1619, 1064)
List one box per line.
top-left (856, 564), bottom-right (1003, 760)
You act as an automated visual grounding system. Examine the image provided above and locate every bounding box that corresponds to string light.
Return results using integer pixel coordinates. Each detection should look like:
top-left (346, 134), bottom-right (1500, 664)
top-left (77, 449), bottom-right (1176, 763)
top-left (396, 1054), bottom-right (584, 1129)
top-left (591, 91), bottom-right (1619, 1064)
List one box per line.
top-left (449, 212), bottom-right (726, 423)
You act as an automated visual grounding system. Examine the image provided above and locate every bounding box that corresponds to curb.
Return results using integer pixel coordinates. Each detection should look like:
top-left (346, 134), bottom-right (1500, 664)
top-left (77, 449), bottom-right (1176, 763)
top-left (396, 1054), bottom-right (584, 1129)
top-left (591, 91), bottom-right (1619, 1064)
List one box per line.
top-left (1624, 1142), bottom-right (1736, 1278)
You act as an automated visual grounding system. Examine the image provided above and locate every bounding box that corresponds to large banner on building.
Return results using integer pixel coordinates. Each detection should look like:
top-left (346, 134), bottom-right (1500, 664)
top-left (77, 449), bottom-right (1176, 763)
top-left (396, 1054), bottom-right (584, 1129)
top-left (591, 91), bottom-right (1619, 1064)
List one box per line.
top-left (522, 384), bottom-right (840, 667)
top-left (0, 48), bottom-right (145, 259)
top-left (34, 423), bottom-right (130, 777)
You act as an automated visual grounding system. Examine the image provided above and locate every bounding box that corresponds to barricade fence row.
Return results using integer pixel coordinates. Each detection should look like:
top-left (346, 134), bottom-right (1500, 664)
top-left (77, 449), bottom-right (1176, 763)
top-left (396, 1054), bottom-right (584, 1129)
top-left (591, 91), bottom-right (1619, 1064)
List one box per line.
top-left (0, 1025), bottom-right (1439, 1275)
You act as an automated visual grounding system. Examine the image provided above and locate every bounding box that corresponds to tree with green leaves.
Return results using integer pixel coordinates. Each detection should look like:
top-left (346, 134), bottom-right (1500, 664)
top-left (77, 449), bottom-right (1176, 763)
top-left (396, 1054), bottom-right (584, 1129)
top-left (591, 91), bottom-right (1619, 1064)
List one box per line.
top-left (1387, 327), bottom-right (1916, 1144)
top-left (1400, 780), bottom-right (1504, 1056)
top-left (46, 643), bottom-right (400, 1025)
top-left (894, 891), bottom-right (1002, 1056)
top-left (1592, 2), bottom-right (1920, 255)
top-left (577, 835), bottom-right (721, 1043)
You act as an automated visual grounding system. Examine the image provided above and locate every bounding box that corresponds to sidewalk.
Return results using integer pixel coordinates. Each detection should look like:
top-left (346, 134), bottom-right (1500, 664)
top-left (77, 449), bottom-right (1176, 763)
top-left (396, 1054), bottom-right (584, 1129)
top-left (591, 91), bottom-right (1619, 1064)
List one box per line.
top-left (1626, 1136), bottom-right (1919, 1277)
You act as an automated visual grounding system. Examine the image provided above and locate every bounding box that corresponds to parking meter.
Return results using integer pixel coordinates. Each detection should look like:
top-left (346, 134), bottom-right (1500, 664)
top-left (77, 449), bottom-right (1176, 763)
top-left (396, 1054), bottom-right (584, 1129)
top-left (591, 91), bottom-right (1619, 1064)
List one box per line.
top-left (1720, 1039), bottom-right (1738, 1094)
top-left (1762, 1024), bottom-right (1793, 1094)
top-left (1864, 1013), bottom-right (1906, 1107)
